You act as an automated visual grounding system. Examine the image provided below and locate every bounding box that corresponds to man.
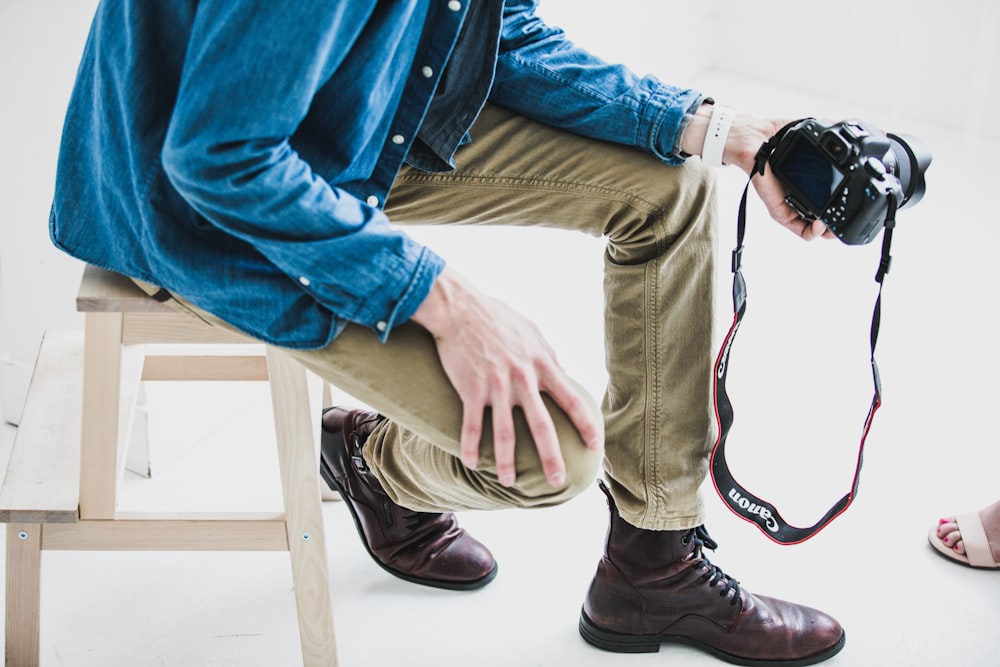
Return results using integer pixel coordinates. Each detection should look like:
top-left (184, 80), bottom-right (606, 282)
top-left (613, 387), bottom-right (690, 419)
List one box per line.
top-left (51, 0), bottom-right (844, 663)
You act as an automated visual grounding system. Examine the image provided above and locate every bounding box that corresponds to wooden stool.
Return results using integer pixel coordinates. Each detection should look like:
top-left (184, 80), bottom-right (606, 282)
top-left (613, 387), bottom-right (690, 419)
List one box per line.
top-left (1, 265), bottom-right (338, 665)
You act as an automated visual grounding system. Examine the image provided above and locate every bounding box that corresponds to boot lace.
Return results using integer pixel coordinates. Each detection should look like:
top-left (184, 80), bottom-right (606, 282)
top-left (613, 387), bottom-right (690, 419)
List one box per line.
top-left (682, 526), bottom-right (741, 606)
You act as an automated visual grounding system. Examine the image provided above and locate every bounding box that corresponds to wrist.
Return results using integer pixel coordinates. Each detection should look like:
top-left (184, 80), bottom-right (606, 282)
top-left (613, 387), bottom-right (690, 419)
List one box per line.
top-left (679, 101), bottom-right (715, 158)
top-left (411, 267), bottom-right (468, 338)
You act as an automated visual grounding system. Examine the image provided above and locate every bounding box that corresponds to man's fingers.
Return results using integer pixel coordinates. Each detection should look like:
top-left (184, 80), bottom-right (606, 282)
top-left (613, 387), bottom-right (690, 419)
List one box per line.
top-left (799, 218), bottom-right (828, 240)
top-left (520, 395), bottom-right (566, 488)
top-left (543, 372), bottom-right (602, 451)
top-left (460, 406), bottom-right (483, 471)
top-left (491, 400), bottom-right (517, 487)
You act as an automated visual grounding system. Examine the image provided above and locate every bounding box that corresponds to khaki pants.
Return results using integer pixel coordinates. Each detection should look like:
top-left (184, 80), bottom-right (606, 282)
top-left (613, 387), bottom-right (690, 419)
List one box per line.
top-left (143, 104), bottom-right (718, 531)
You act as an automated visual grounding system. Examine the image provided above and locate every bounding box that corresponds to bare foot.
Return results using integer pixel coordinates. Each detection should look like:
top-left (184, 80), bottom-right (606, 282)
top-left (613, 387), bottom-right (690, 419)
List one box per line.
top-left (936, 499), bottom-right (1000, 563)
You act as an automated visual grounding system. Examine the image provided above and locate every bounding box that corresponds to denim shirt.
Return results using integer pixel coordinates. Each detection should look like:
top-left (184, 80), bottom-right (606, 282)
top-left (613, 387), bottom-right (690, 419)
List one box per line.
top-left (50, 0), bottom-right (702, 349)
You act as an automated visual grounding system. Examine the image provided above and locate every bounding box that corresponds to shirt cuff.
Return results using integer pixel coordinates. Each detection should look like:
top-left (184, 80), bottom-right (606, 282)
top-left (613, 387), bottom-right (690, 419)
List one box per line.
top-left (373, 246), bottom-right (446, 342)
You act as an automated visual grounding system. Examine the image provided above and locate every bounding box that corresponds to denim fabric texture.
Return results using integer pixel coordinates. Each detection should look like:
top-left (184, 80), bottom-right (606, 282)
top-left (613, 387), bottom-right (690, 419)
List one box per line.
top-left (50, 0), bottom-right (703, 349)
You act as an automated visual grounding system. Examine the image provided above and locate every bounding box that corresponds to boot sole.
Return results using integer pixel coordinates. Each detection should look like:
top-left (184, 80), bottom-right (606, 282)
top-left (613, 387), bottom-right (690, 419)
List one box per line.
top-left (579, 610), bottom-right (846, 666)
top-left (319, 445), bottom-right (498, 592)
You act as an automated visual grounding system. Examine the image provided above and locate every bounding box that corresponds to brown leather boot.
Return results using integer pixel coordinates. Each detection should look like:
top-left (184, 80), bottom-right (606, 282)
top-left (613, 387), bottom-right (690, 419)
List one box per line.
top-left (580, 481), bottom-right (845, 665)
top-left (320, 407), bottom-right (497, 591)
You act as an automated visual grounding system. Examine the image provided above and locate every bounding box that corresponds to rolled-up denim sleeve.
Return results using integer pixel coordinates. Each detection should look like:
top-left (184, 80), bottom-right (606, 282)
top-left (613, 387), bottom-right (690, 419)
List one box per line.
top-left (160, 0), bottom-right (439, 341)
top-left (492, 0), bottom-right (703, 165)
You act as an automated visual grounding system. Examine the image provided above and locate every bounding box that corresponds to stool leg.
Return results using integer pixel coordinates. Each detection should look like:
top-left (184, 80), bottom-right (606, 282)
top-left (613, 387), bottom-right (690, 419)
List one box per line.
top-left (80, 313), bottom-right (124, 519)
top-left (266, 347), bottom-right (338, 667)
top-left (6, 523), bottom-right (41, 667)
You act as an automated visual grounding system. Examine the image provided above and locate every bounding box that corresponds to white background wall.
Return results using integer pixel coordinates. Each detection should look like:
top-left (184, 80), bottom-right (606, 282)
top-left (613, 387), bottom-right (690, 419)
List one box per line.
top-left (1, 0), bottom-right (997, 424)
top-left (0, 0), bottom-right (100, 423)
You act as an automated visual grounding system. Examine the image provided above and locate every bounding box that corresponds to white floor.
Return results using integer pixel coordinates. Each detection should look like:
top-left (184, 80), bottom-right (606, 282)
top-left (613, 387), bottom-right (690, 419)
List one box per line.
top-left (3, 71), bottom-right (1000, 666)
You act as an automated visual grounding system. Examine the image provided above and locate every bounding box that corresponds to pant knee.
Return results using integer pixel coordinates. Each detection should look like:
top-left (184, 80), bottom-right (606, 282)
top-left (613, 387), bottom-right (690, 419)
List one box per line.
top-left (560, 439), bottom-right (604, 499)
top-left (605, 159), bottom-right (717, 263)
top-left (504, 395), bottom-right (604, 507)
top-left (505, 436), bottom-right (602, 507)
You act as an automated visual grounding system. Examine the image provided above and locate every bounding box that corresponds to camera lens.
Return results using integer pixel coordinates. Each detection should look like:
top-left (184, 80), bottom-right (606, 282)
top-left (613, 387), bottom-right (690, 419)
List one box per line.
top-left (884, 133), bottom-right (932, 208)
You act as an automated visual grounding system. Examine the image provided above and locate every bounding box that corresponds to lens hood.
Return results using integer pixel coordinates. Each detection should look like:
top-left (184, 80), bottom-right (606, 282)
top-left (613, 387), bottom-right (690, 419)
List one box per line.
top-left (887, 133), bottom-right (932, 209)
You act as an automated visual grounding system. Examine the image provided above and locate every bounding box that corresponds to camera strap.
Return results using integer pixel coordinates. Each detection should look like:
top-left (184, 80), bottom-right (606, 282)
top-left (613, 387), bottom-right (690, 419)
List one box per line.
top-left (709, 129), bottom-right (897, 544)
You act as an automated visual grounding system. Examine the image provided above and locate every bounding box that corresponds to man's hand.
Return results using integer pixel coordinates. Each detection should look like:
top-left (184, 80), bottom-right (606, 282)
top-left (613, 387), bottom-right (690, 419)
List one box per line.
top-left (410, 267), bottom-right (602, 488)
top-left (682, 103), bottom-right (833, 241)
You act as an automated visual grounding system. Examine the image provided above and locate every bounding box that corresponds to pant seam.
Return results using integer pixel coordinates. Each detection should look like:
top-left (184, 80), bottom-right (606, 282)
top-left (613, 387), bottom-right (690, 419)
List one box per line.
top-left (645, 209), bottom-right (671, 527)
top-left (645, 260), bottom-right (659, 526)
top-left (395, 171), bottom-right (664, 217)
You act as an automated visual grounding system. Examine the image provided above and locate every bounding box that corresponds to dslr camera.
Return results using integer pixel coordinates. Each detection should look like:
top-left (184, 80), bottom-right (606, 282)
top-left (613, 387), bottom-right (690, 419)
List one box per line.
top-left (768, 118), bottom-right (932, 245)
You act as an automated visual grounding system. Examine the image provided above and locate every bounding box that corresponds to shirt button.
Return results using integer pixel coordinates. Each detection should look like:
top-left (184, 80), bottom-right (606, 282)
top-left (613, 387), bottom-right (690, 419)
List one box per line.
top-left (421, 65), bottom-right (434, 78)
top-left (376, 321), bottom-right (387, 332)
top-left (391, 134), bottom-right (405, 145)
top-left (366, 195), bottom-right (379, 207)
top-left (447, 0), bottom-right (461, 10)
top-left (298, 276), bottom-right (311, 287)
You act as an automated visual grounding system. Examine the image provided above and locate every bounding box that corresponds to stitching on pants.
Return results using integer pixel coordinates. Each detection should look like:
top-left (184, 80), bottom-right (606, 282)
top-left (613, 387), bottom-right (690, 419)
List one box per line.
top-left (645, 259), bottom-right (661, 526)
top-left (395, 172), bottom-right (664, 217)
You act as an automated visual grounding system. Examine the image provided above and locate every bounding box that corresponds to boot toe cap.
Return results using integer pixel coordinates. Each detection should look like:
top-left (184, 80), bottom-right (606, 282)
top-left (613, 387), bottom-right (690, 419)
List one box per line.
top-left (410, 532), bottom-right (498, 590)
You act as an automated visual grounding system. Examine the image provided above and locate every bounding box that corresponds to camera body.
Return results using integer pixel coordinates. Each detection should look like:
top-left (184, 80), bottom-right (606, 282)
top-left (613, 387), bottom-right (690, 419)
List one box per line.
top-left (768, 118), bottom-right (908, 246)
